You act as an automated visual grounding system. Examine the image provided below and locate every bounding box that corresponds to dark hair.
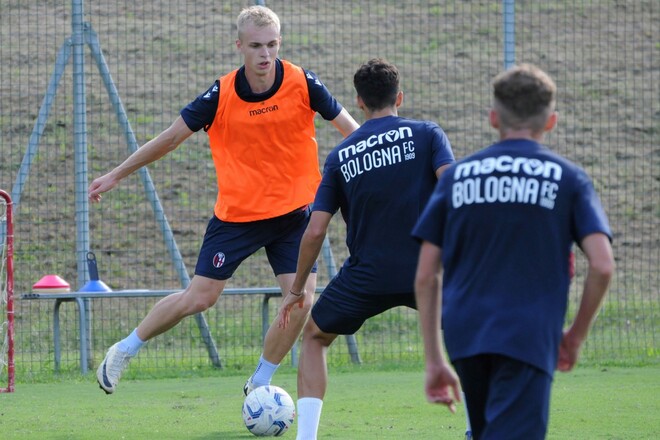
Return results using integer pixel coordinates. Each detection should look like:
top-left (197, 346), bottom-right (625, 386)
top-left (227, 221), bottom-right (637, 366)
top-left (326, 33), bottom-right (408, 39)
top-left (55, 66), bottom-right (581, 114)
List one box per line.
top-left (492, 63), bottom-right (556, 132)
top-left (353, 58), bottom-right (399, 111)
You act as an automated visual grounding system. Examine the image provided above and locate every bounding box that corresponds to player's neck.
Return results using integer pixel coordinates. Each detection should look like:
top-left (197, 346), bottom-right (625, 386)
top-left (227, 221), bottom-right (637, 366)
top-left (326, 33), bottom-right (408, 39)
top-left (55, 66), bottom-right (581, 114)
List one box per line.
top-left (499, 129), bottom-right (544, 142)
top-left (365, 107), bottom-right (397, 120)
top-left (245, 70), bottom-right (276, 94)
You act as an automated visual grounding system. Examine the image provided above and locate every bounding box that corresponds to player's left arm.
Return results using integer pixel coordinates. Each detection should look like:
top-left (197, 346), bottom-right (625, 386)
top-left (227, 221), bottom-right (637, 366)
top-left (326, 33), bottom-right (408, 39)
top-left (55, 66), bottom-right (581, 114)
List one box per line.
top-left (558, 232), bottom-right (614, 371)
top-left (304, 68), bottom-right (359, 138)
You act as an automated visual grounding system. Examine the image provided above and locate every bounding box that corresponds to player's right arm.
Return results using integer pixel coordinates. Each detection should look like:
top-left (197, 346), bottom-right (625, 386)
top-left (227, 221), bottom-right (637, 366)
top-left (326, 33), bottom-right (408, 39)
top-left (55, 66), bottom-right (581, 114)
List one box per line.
top-left (435, 163), bottom-right (451, 179)
top-left (415, 241), bottom-right (461, 412)
top-left (88, 116), bottom-right (194, 202)
top-left (277, 210), bottom-right (333, 329)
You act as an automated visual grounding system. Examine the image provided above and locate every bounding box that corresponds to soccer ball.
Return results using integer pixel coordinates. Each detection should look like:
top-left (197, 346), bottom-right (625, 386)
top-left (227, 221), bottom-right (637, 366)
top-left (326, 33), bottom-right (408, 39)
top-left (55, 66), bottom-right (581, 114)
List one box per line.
top-left (242, 385), bottom-right (296, 437)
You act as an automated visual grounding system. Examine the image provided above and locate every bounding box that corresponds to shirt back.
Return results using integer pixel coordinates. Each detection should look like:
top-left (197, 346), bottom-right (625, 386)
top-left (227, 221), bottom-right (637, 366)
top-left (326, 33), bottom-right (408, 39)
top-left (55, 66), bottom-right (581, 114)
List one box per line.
top-left (413, 139), bottom-right (612, 375)
top-left (315, 116), bottom-right (454, 294)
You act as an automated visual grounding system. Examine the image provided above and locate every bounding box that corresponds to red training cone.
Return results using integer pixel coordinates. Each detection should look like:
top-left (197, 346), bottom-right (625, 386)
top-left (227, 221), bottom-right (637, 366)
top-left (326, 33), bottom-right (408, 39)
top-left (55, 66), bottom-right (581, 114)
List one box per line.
top-left (32, 274), bottom-right (71, 293)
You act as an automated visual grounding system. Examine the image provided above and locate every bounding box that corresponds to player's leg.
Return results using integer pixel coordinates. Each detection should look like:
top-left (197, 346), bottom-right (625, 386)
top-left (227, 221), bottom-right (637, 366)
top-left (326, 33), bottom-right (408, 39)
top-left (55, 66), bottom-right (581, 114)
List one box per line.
top-left (294, 282), bottom-right (383, 439)
top-left (295, 317), bottom-right (337, 440)
top-left (98, 215), bottom-right (243, 394)
top-left (136, 275), bottom-right (226, 340)
top-left (463, 391), bottom-right (473, 439)
top-left (480, 355), bottom-right (551, 439)
top-left (451, 356), bottom-right (490, 440)
top-left (97, 276), bottom-right (226, 394)
top-left (245, 206), bottom-right (316, 393)
top-left (246, 272), bottom-right (315, 392)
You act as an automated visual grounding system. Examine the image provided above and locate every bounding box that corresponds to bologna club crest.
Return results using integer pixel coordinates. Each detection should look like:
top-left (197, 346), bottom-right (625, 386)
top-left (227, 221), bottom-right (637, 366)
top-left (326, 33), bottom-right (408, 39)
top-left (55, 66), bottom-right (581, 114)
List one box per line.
top-left (213, 252), bottom-right (226, 268)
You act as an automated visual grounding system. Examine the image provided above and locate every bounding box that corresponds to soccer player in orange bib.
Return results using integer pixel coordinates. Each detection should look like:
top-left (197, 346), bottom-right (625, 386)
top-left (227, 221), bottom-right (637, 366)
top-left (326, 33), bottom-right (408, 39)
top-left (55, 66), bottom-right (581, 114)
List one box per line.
top-left (89, 5), bottom-right (358, 395)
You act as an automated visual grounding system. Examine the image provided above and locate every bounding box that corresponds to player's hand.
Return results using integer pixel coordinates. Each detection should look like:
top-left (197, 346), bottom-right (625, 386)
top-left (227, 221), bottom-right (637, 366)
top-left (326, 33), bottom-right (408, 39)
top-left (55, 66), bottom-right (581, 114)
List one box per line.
top-left (88, 174), bottom-right (118, 203)
top-left (557, 328), bottom-right (583, 372)
top-left (425, 361), bottom-right (462, 413)
top-left (277, 290), bottom-right (305, 329)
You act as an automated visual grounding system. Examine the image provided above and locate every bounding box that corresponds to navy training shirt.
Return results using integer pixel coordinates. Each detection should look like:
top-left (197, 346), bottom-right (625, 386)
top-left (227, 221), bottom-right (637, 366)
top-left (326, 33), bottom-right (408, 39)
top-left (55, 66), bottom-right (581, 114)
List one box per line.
top-left (314, 115), bottom-right (455, 294)
top-left (412, 139), bottom-right (612, 375)
top-left (180, 59), bottom-right (343, 132)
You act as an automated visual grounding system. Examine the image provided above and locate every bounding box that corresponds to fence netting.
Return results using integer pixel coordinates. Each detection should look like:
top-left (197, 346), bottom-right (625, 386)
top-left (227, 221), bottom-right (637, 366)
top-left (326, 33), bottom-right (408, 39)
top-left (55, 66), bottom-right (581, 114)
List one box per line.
top-left (0, 1), bottom-right (657, 378)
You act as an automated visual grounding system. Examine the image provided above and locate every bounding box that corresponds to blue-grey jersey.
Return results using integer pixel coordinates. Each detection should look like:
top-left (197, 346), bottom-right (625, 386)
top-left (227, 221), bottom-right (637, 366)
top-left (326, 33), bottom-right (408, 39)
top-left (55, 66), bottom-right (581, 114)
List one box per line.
top-left (180, 59), bottom-right (343, 132)
top-left (412, 139), bottom-right (612, 375)
top-left (314, 115), bottom-right (454, 294)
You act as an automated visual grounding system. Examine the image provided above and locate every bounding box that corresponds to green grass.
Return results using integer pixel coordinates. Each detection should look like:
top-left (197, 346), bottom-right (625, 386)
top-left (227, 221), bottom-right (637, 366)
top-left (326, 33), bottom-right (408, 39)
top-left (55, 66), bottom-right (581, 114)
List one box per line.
top-left (1, 366), bottom-right (658, 439)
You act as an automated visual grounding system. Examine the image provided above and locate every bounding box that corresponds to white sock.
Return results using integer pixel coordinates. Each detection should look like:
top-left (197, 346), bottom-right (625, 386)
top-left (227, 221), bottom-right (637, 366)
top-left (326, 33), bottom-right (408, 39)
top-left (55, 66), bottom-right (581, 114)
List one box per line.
top-left (251, 355), bottom-right (279, 388)
top-left (296, 397), bottom-right (323, 440)
top-left (117, 328), bottom-right (144, 356)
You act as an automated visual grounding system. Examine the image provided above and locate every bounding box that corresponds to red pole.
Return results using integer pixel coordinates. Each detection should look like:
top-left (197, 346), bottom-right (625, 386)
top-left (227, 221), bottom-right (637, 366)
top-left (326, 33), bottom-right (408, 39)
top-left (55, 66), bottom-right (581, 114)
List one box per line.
top-left (0, 189), bottom-right (15, 393)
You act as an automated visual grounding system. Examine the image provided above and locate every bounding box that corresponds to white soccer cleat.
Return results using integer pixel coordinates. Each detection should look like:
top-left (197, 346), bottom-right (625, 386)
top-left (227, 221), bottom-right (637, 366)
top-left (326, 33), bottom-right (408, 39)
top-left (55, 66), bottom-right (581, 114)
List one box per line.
top-left (243, 376), bottom-right (256, 396)
top-left (97, 342), bottom-right (133, 394)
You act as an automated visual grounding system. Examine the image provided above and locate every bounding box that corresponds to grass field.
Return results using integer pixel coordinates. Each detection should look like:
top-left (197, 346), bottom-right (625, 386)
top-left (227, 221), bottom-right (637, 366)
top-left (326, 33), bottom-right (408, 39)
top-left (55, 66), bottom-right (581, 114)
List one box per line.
top-left (1, 366), bottom-right (658, 439)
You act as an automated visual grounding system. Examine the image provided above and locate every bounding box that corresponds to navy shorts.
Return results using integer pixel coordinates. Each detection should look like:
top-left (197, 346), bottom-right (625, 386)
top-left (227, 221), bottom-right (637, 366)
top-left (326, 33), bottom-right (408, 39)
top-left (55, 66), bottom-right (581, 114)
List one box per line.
top-left (452, 354), bottom-right (552, 440)
top-left (311, 275), bottom-right (417, 335)
top-left (195, 206), bottom-right (317, 280)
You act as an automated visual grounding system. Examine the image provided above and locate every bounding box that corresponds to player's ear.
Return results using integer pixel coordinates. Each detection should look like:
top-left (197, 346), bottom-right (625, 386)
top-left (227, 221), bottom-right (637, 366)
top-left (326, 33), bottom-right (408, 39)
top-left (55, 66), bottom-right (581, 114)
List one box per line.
top-left (395, 91), bottom-right (404, 108)
top-left (489, 109), bottom-right (499, 129)
top-left (544, 111), bottom-right (558, 132)
top-left (356, 95), bottom-right (365, 111)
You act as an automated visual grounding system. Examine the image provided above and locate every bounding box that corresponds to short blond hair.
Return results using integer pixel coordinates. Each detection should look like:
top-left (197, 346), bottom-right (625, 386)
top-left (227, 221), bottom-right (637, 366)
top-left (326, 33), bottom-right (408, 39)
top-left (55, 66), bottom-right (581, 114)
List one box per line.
top-left (492, 63), bottom-right (556, 133)
top-left (237, 6), bottom-right (281, 39)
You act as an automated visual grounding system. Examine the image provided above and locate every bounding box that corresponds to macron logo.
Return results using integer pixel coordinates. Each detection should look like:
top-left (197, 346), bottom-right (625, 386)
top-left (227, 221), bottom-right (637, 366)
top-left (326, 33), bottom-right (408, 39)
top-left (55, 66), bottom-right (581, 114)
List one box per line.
top-left (249, 104), bottom-right (279, 117)
top-left (454, 155), bottom-right (563, 181)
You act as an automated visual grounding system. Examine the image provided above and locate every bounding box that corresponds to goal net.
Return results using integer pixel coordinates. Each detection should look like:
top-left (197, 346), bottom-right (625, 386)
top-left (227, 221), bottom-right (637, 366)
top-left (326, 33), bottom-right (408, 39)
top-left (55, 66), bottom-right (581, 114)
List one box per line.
top-left (0, 190), bottom-right (15, 393)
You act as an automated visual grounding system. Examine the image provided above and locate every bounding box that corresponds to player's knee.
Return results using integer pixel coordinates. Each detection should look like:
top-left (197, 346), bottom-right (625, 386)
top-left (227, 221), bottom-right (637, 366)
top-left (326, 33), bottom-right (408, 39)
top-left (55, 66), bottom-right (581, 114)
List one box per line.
top-left (299, 297), bottom-right (313, 314)
top-left (302, 317), bottom-right (320, 337)
top-left (286, 296), bottom-right (313, 318)
top-left (183, 291), bottom-right (218, 314)
top-left (303, 318), bottom-right (333, 345)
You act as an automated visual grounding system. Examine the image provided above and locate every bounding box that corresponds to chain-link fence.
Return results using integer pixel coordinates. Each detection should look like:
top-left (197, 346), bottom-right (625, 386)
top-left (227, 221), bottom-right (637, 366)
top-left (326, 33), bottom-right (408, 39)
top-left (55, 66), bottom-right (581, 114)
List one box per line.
top-left (0, 1), bottom-right (657, 379)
